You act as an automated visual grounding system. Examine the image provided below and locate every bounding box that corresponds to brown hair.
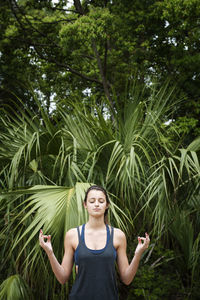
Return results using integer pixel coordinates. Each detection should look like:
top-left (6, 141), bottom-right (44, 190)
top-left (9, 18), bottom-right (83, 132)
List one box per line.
top-left (84, 185), bottom-right (110, 224)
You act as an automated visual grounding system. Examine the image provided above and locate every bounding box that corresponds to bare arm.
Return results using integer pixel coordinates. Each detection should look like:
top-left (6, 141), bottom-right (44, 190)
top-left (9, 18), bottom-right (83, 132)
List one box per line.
top-left (39, 229), bottom-right (74, 284)
top-left (116, 230), bottom-right (150, 285)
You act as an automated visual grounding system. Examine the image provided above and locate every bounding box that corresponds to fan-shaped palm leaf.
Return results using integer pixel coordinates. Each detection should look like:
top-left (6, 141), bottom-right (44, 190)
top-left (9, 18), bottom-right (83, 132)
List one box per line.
top-left (0, 274), bottom-right (32, 300)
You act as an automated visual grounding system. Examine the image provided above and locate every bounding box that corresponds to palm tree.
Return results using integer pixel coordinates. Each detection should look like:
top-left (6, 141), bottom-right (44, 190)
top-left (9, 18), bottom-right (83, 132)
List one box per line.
top-left (0, 81), bottom-right (200, 299)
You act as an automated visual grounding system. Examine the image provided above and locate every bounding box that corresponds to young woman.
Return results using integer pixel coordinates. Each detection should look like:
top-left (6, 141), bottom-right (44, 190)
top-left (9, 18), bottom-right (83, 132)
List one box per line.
top-left (39, 185), bottom-right (150, 300)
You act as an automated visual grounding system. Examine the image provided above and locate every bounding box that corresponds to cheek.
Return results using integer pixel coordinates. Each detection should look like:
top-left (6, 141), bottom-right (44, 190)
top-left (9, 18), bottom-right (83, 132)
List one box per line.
top-left (85, 203), bottom-right (93, 209)
top-left (102, 203), bottom-right (108, 209)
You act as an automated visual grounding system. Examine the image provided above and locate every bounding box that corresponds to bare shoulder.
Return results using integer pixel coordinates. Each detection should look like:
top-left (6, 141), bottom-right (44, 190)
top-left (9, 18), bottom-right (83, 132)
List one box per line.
top-left (114, 228), bottom-right (126, 239)
top-left (112, 227), bottom-right (127, 249)
top-left (65, 228), bottom-right (77, 238)
top-left (64, 227), bottom-right (79, 250)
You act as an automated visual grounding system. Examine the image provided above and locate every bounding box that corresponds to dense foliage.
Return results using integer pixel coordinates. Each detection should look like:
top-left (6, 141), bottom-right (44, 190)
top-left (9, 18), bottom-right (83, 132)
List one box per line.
top-left (0, 0), bottom-right (200, 299)
top-left (0, 82), bottom-right (200, 299)
top-left (1, 0), bottom-right (200, 138)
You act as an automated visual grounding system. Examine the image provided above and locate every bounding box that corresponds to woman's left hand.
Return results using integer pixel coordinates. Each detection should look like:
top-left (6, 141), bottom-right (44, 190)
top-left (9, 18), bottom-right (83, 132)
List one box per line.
top-left (135, 233), bottom-right (150, 256)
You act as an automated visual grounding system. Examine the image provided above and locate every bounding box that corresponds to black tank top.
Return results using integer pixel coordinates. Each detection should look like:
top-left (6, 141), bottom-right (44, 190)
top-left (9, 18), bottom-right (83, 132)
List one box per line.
top-left (69, 224), bottom-right (119, 300)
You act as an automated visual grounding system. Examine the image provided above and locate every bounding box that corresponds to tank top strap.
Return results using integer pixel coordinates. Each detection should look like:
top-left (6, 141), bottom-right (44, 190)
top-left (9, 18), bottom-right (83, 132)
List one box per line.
top-left (81, 224), bottom-right (85, 242)
top-left (77, 225), bottom-right (82, 242)
top-left (110, 226), bottom-right (114, 241)
top-left (109, 226), bottom-right (117, 259)
top-left (106, 224), bottom-right (110, 237)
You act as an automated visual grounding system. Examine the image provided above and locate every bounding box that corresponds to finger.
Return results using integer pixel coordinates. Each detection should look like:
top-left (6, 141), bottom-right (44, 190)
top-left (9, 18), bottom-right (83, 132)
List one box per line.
top-left (146, 237), bottom-right (150, 244)
top-left (39, 231), bottom-right (43, 242)
top-left (139, 237), bottom-right (146, 242)
top-left (138, 237), bottom-right (142, 244)
top-left (145, 233), bottom-right (150, 239)
top-left (39, 233), bottom-right (49, 241)
top-left (140, 235), bottom-right (150, 242)
top-left (39, 234), bottom-right (49, 247)
top-left (42, 235), bottom-right (49, 239)
top-left (139, 237), bottom-right (149, 248)
top-left (144, 235), bottom-right (150, 248)
top-left (39, 229), bottom-right (45, 238)
top-left (145, 233), bottom-right (150, 242)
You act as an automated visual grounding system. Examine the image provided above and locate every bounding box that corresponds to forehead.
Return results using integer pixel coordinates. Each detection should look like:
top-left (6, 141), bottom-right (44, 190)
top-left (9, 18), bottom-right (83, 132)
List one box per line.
top-left (87, 189), bottom-right (106, 199)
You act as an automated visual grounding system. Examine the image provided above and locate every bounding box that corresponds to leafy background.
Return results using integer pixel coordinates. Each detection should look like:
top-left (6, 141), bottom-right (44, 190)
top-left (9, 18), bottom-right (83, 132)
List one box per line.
top-left (0, 0), bottom-right (200, 299)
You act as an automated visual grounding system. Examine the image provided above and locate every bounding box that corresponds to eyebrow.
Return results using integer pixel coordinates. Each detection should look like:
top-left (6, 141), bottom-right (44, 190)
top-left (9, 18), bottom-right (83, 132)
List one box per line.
top-left (88, 197), bottom-right (105, 200)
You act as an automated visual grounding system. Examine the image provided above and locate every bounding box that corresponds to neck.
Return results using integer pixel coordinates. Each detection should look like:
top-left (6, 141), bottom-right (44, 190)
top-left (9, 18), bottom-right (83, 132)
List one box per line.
top-left (87, 216), bottom-right (106, 229)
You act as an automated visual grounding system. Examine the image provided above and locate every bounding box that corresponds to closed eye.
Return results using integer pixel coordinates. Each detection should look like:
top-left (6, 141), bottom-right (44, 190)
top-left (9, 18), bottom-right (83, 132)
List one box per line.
top-left (99, 199), bottom-right (105, 203)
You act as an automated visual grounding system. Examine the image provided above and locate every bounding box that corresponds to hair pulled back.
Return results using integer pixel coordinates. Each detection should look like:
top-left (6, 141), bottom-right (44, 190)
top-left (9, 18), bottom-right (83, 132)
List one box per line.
top-left (84, 185), bottom-right (110, 224)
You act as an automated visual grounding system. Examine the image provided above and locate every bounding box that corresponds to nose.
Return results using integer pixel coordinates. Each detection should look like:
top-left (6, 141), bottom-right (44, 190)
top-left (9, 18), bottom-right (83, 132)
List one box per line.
top-left (94, 200), bottom-right (99, 206)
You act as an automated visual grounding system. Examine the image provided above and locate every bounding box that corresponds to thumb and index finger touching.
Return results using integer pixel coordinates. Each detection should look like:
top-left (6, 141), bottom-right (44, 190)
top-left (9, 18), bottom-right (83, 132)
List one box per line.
top-left (39, 229), bottom-right (51, 243)
top-left (138, 233), bottom-right (150, 247)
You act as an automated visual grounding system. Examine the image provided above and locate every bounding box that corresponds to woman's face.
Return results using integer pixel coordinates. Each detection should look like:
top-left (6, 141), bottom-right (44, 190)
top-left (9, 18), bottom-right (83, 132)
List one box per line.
top-left (84, 189), bottom-right (109, 217)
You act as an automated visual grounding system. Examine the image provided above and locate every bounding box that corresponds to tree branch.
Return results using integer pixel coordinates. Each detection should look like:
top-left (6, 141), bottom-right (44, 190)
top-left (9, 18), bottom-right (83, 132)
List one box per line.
top-left (104, 40), bottom-right (108, 78)
top-left (92, 40), bottom-right (113, 108)
top-left (10, 0), bottom-right (61, 49)
top-left (73, 0), bottom-right (84, 15)
top-left (33, 45), bottom-right (102, 85)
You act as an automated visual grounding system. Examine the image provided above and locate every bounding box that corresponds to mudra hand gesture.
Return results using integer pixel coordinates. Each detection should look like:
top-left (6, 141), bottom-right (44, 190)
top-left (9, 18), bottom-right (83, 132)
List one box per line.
top-left (38, 185), bottom-right (151, 294)
top-left (39, 229), bottom-right (53, 256)
top-left (135, 233), bottom-right (150, 256)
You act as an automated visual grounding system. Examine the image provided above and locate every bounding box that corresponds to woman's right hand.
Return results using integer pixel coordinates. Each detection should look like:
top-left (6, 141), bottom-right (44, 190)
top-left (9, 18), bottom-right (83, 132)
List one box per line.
top-left (39, 229), bottom-right (53, 256)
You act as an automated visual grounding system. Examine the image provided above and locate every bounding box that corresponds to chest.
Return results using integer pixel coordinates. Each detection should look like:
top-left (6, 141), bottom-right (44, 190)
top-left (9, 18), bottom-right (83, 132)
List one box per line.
top-left (85, 230), bottom-right (108, 250)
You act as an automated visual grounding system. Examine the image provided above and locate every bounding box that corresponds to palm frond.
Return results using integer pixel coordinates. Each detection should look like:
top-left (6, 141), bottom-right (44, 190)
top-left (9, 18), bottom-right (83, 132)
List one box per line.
top-left (0, 274), bottom-right (32, 300)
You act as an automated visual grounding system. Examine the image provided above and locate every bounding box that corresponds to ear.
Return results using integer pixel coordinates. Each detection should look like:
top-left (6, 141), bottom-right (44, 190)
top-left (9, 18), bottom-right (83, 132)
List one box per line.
top-left (83, 201), bottom-right (87, 209)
